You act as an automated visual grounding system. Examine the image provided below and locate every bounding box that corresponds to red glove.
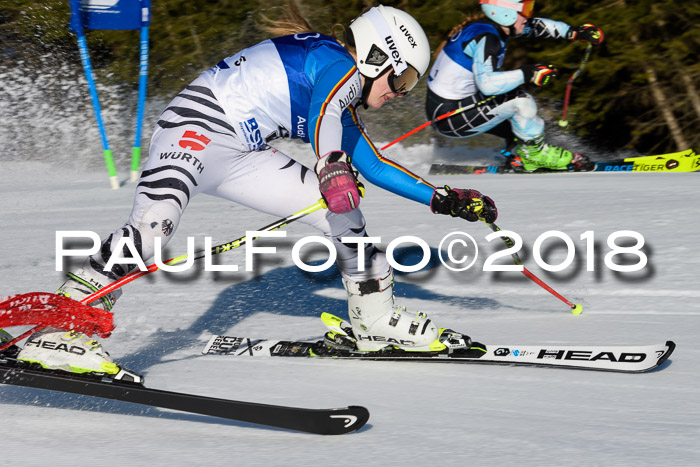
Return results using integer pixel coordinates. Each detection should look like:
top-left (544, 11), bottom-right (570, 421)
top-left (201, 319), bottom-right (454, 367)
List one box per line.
top-left (567, 23), bottom-right (604, 45)
top-left (520, 64), bottom-right (558, 87)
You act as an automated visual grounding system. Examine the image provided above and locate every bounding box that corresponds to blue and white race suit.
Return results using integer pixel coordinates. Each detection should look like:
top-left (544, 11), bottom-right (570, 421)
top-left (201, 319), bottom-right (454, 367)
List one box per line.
top-left (84, 34), bottom-right (436, 284)
top-left (425, 18), bottom-right (570, 142)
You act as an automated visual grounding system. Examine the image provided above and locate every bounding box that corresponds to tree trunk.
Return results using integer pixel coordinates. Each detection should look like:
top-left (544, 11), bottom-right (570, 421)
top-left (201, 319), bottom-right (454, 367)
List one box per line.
top-left (680, 73), bottom-right (700, 121)
top-left (163, 20), bottom-right (183, 57)
top-left (643, 63), bottom-right (689, 150)
top-left (187, 17), bottom-right (207, 69)
top-left (623, 0), bottom-right (689, 150)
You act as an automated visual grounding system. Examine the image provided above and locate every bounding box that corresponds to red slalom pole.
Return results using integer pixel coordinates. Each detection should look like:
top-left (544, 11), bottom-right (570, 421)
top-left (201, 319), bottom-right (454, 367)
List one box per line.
top-left (0, 328), bottom-right (38, 352)
top-left (0, 202), bottom-right (326, 351)
top-left (0, 293), bottom-right (114, 352)
top-left (559, 43), bottom-right (593, 127)
top-left (380, 95), bottom-right (496, 151)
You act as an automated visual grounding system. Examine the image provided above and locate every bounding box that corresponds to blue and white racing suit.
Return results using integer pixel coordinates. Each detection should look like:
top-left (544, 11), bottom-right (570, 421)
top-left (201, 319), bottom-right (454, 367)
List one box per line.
top-left (85, 34), bottom-right (436, 284)
top-left (425, 18), bottom-right (570, 143)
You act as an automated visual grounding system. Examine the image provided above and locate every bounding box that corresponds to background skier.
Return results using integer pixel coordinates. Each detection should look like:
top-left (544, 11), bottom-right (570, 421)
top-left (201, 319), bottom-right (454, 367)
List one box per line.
top-left (425, 0), bottom-right (604, 171)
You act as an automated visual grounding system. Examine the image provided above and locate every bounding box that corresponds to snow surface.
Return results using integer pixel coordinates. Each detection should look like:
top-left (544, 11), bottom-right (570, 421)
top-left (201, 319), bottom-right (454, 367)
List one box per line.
top-left (1, 140), bottom-right (699, 466)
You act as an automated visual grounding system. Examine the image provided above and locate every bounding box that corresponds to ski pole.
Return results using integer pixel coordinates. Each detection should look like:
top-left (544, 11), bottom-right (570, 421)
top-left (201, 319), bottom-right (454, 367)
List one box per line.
top-left (0, 327), bottom-right (38, 352)
top-left (488, 223), bottom-right (583, 315)
top-left (0, 200), bottom-right (327, 351)
top-left (85, 199), bottom-right (327, 303)
top-left (559, 43), bottom-right (593, 128)
top-left (380, 95), bottom-right (497, 151)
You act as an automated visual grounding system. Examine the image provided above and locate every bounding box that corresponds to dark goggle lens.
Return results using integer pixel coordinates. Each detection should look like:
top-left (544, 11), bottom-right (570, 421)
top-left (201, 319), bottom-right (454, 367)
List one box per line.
top-left (388, 65), bottom-right (420, 96)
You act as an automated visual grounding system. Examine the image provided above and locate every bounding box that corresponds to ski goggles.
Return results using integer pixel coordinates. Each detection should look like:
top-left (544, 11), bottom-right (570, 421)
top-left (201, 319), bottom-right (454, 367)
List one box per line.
top-left (480, 0), bottom-right (535, 19)
top-left (387, 64), bottom-right (420, 96)
top-left (519, 0), bottom-right (535, 18)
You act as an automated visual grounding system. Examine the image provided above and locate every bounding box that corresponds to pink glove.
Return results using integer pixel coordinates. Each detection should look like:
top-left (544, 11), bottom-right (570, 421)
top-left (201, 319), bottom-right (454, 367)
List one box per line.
top-left (315, 151), bottom-right (363, 214)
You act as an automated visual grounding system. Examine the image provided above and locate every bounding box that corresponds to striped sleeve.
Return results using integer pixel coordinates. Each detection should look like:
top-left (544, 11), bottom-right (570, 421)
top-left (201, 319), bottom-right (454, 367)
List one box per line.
top-left (521, 18), bottom-right (571, 39)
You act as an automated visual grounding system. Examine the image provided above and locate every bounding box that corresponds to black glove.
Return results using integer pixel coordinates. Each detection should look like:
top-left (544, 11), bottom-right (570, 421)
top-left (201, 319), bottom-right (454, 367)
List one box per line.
top-left (430, 186), bottom-right (498, 223)
top-left (567, 23), bottom-right (604, 45)
top-left (520, 64), bottom-right (558, 87)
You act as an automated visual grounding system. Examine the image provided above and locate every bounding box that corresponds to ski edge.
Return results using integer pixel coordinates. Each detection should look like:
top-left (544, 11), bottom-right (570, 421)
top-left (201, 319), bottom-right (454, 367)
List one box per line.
top-left (0, 361), bottom-right (369, 435)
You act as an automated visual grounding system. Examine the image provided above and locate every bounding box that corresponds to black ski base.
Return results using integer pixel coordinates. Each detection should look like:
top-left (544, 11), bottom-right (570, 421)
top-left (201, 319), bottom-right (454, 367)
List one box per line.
top-left (0, 358), bottom-right (369, 435)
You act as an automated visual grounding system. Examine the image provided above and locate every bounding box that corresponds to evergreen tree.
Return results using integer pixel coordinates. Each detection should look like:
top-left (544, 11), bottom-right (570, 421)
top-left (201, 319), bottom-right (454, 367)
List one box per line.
top-left (1, 0), bottom-right (697, 155)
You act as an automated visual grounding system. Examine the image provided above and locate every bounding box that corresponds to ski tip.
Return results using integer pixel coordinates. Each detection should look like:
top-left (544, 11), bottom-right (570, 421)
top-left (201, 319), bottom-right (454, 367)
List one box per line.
top-left (657, 340), bottom-right (676, 367)
top-left (325, 405), bottom-right (370, 435)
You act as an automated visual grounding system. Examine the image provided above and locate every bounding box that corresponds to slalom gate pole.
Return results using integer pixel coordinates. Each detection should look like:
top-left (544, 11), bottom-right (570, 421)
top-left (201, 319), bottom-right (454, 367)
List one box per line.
top-left (559, 44), bottom-right (593, 127)
top-left (75, 34), bottom-right (119, 190)
top-left (488, 222), bottom-right (580, 313)
top-left (380, 95), bottom-right (497, 151)
top-left (130, 24), bottom-right (150, 183)
top-left (0, 200), bottom-right (326, 352)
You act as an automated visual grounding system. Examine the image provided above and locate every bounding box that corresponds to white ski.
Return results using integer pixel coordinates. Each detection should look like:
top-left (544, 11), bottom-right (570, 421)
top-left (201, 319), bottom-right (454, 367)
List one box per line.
top-left (203, 336), bottom-right (675, 373)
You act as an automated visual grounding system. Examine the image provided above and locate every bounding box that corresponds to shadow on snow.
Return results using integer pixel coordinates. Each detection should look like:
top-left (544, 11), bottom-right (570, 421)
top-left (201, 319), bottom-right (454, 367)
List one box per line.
top-left (1, 246), bottom-right (502, 429)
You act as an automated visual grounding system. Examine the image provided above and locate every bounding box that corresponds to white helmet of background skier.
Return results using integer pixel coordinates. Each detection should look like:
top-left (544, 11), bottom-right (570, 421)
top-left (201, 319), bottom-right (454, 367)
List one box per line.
top-left (480, 0), bottom-right (535, 27)
top-left (346, 5), bottom-right (430, 99)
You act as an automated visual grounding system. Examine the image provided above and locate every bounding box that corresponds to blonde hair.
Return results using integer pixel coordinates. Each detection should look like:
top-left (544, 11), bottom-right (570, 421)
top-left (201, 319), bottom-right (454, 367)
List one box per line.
top-left (257, 1), bottom-right (352, 52)
top-left (257, 1), bottom-right (315, 36)
top-left (433, 12), bottom-right (485, 59)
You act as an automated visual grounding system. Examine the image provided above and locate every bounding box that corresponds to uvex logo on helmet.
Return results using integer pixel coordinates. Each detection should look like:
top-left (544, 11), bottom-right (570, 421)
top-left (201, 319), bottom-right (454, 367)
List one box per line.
top-left (399, 24), bottom-right (417, 48)
top-left (383, 36), bottom-right (404, 67)
top-left (348, 5), bottom-right (430, 80)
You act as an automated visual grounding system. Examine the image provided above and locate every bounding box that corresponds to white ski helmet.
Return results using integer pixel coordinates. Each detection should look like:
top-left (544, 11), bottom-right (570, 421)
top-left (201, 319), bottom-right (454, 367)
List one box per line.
top-left (480, 0), bottom-right (535, 27)
top-left (346, 5), bottom-right (429, 96)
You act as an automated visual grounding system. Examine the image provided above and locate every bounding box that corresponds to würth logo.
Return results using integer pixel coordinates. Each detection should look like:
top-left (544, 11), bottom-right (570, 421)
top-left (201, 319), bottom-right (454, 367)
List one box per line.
top-left (179, 131), bottom-right (211, 151)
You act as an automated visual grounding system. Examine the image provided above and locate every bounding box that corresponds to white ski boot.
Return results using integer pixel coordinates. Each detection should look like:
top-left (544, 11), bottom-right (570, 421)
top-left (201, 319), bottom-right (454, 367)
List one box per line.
top-left (57, 267), bottom-right (122, 311)
top-left (17, 327), bottom-right (142, 382)
top-left (18, 327), bottom-right (116, 374)
top-left (341, 271), bottom-right (471, 352)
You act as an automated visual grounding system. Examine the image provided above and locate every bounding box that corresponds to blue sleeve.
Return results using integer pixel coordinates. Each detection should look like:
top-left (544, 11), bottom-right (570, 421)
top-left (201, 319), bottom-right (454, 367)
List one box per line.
top-left (304, 42), bottom-right (435, 206)
top-left (341, 106), bottom-right (436, 206)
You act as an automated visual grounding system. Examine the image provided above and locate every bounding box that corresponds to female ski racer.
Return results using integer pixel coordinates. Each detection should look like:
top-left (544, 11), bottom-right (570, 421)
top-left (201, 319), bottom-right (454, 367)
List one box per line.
top-left (425, 0), bottom-right (604, 171)
top-left (16, 5), bottom-right (498, 375)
